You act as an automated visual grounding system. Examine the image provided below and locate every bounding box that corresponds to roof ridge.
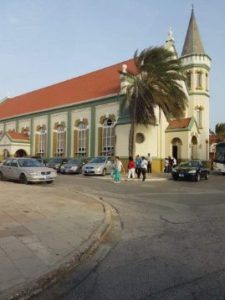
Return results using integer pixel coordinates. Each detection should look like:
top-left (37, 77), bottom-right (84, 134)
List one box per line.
top-left (9, 58), bottom-right (134, 100)
top-left (0, 58), bottom-right (136, 119)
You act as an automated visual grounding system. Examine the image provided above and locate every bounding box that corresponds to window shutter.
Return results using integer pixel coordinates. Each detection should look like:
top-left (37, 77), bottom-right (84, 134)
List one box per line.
top-left (35, 134), bottom-right (39, 156)
top-left (53, 132), bottom-right (57, 156)
top-left (74, 130), bottom-right (78, 157)
top-left (64, 131), bottom-right (66, 157)
top-left (86, 129), bottom-right (89, 157)
top-left (98, 127), bottom-right (103, 156)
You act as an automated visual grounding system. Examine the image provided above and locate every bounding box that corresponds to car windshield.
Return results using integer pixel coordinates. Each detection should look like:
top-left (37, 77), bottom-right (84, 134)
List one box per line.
top-left (179, 161), bottom-right (200, 168)
top-left (18, 159), bottom-right (42, 167)
top-left (67, 159), bottom-right (82, 164)
top-left (89, 157), bottom-right (107, 163)
top-left (49, 158), bottom-right (63, 163)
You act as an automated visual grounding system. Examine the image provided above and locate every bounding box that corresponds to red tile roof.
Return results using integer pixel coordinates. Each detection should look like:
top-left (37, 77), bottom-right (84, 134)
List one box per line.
top-left (7, 132), bottom-right (30, 142)
top-left (167, 117), bottom-right (192, 129)
top-left (0, 59), bottom-right (136, 120)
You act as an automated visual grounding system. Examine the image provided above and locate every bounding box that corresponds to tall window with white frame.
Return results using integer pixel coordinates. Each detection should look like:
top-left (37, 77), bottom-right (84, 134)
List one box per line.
top-left (196, 71), bottom-right (202, 89)
top-left (186, 71), bottom-right (192, 90)
top-left (39, 128), bottom-right (47, 157)
top-left (57, 125), bottom-right (65, 157)
top-left (78, 122), bottom-right (88, 156)
top-left (196, 106), bottom-right (203, 129)
top-left (205, 73), bottom-right (208, 91)
top-left (102, 118), bottom-right (115, 156)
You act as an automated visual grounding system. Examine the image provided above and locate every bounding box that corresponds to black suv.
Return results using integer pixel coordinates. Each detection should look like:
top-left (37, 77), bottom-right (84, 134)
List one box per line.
top-left (46, 157), bottom-right (67, 172)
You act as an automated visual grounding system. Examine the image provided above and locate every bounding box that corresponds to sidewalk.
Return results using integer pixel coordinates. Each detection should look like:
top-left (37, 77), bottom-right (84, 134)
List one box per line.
top-left (0, 182), bottom-right (112, 300)
top-left (93, 172), bottom-right (171, 182)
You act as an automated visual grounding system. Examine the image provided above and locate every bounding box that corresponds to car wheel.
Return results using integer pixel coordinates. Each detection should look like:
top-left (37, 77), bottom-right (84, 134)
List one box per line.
top-left (20, 173), bottom-right (28, 184)
top-left (46, 181), bottom-right (53, 184)
top-left (205, 173), bottom-right (209, 180)
top-left (0, 172), bottom-right (5, 181)
top-left (173, 175), bottom-right (178, 181)
top-left (102, 168), bottom-right (106, 176)
top-left (195, 173), bottom-right (201, 182)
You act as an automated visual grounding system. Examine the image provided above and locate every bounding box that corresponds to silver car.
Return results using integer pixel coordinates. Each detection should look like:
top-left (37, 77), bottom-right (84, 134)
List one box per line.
top-left (82, 156), bottom-right (114, 176)
top-left (0, 158), bottom-right (57, 184)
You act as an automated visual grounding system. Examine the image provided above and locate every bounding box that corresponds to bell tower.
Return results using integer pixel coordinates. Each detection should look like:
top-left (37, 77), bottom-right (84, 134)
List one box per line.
top-left (181, 7), bottom-right (211, 159)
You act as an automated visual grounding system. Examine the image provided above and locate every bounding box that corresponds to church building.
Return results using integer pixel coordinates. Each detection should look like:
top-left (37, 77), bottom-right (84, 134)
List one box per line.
top-left (0, 9), bottom-right (211, 172)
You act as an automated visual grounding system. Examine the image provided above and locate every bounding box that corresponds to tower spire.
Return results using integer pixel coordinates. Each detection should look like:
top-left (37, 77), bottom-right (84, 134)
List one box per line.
top-left (181, 8), bottom-right (205, 56)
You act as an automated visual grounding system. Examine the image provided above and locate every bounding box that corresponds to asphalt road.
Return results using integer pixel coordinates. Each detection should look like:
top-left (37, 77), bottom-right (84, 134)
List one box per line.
top-left (37, 173), bottom-right (225, 300)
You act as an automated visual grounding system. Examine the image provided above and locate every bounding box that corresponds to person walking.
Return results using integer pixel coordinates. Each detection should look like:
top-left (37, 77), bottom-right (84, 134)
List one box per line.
top-left (164, 157), bottom-right (169, 173)
top-left (172, 157), bottom-right (177, 168)
top-left (113, 156), bottom-right (124, 183)
top-left (127, 156), bottom-right (136, 179)
top-left (147, 153), bottom-right (152, 173)
top-left (135, 155), bottom-right (142, 179)
top-left (168, 156), bottom-right (173, 173)
top-left (140, 156), bottom-right (148, 182)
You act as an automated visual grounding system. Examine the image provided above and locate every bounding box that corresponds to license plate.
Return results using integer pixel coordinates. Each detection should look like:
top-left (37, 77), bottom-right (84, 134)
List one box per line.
top-left (179, 174), bottom-right (184, 177)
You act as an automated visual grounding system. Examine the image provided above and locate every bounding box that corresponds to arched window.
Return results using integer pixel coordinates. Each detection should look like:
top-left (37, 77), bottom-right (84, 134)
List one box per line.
top-left (102, 118), bottom-right (115, 155)
top-left (196, 71), bottom-right (202, 89)
top-left (191, 136), bottom-right (198, 159)
top-left (39, 128), bottom-right (47, 155)
top-left (35, 126), bottom-right (47, 157)
top-left (21, 126), bottom-right (30, 136)
top-left (186, 71), bottom-right (192, 90)
top-left (74, 119), bottom-right (89, 157)
top-left (57, 126), bottom-right (65, 156)
top-left (52, 123), bottom-right (66, 157)
top-left (78, 123), bottom-right (88, 156)
top-left (171, 137), bottom-right (182, 161)
top-left (205, 73), bottom-right (208, 91)
top-left (195, 106), bottom-right (203, 129)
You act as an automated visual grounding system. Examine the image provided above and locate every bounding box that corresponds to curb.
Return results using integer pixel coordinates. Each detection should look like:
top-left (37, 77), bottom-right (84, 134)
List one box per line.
top-left (6, 192), bottom-right (112, 300)
top-left (93, 176), bottom-right (169, 182)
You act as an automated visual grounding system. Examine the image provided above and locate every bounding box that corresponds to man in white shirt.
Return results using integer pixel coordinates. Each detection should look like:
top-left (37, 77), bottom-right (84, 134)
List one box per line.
top-left (141, 156), bottom-right (148, 182)
top-left (147, 153), bottom-right (152, 173)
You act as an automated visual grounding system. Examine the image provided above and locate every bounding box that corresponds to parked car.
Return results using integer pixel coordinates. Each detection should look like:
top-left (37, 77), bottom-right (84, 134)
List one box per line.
top-left (46, 157), bottom-right (67, 172)
top-left (30, 156), bottom-right (48, 166)
top-left (82, 156), bottom-right (114, 176)
top-left (60, 158), bottom-right (88, 174)
top-left (0, 157), bottom-right (57, 184)
top-left (171, 160), bottom-right (209, 182)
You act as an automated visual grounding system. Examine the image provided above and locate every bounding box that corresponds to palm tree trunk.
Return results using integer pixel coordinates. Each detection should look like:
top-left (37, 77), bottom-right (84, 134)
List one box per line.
top-left (129, 89), bottom-right (137, 158)
top-left (129, 121), bottom-right (134, 157)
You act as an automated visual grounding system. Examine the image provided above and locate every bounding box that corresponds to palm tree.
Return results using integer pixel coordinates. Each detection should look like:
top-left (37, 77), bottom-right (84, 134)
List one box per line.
top-left (215, 123), bottom-right (225, 142)
top-left (120, 46), bottom-right (188, 156)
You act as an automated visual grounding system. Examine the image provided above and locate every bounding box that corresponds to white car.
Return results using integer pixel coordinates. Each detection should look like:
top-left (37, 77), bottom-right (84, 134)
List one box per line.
top-left (0, 158), bottom-right (57, 184)
top-left (82, 156), bottom-right (114, 176)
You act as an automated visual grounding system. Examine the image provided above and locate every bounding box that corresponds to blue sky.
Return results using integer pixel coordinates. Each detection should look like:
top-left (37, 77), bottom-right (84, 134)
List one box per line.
top-left (0, 0), bottom-right (224, 130)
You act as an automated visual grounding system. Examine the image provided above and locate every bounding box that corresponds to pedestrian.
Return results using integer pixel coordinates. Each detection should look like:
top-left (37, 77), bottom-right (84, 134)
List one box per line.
top-left (113, 156), bottom-right (124, 183)
top-left (140, 156), bottom-right (148, 182)
top-left (135, 155), bottom-right (142, 179)
top-left (168, 156), bottom-right (173, 173)
top-left (147, 153), bottom-right (152, 173)
top-left (164, 157), bottom-right (169, 173)
top-left (127, 156), bottom-right (136, 179)
top-left (172, 157), bottom-right (177, 168)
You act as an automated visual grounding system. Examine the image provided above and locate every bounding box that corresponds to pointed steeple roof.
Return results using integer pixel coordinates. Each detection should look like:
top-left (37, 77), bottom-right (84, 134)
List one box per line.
top-left (181, 8), bottom-right (205, 56)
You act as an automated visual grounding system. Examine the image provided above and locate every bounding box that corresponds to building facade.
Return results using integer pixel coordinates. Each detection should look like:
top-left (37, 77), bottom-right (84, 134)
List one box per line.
top-left (0, 9), bottom-right (211, 172)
